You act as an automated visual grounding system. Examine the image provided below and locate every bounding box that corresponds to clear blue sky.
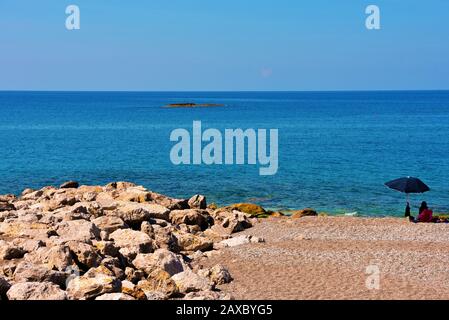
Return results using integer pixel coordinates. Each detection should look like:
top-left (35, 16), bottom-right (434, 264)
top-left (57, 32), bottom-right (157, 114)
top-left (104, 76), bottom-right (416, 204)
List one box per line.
top-left (1, 0), bottom-right (448, 91)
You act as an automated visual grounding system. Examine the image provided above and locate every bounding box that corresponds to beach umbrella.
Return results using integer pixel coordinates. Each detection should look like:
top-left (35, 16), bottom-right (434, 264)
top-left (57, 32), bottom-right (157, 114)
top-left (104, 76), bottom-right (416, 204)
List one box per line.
top-left (384, 176), bottom-right (430, 202)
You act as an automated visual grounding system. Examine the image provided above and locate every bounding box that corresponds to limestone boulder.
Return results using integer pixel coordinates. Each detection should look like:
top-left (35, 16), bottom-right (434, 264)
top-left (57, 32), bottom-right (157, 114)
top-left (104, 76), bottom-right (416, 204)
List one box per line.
top-left (136, 268), bottom-right (178, 297)
top-left (66, 266), bottom-right (121, 300)
top-left (7, 282), bottom-right (66, 300)
top-left (0, 240), bottom-right (26, 260)
top-left (92, 216), bottom-right (127, 233)
top-left (93, 241), bottom-right (119, 257)
top-left (24, 245), bottom-right (74, 271)
top-left (171, 269), bottom-right (213, 293)
top-left (0, 221), bottom-right (52, 240)
top-left (66, 241), bottom-right (103, 269)
top-left (95, 293), bottom-right (135, 300)
top-left (115, 201), bottom-right (170, 225)
top-left (216, 235), bottom-right (264, 249)
top-left (60, 181), bottom-right (79, 189)
top-left (290, 208), bottom-right (318, 218)
top-left (211, 209), bottom-right (253, 234)
top-left (121, 280), bottom-right (147, 300)
top-left (0, 202), bottom-right (15, 212)
top-left (188, 194), bottom-right (207, 209)
top-left (169, 209), bottom-right (209, 230)
top-left (174, 231), bottom-right (213, 252)
top-left (132, 249), bottom-right (185, 276)
top-left (109, 229), bottom-right (153, 260)
top-left (13, 261), bottom-right (67, 287)
top-left (225, 203), bottom-right (266, 217)
top-left (202, 264), bottom-right (233, 285)
top-left (146, 191), bottom-right (189, 210)
top-left (184, 290), bottom-right (232, 300)
top-left (56, 220), bottom-right (101, 242)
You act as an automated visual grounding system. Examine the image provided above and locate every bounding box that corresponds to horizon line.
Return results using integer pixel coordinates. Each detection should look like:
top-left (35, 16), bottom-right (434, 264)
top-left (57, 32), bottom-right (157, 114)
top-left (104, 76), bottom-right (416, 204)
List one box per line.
top-left (1, 89), bottom-right (449, 93)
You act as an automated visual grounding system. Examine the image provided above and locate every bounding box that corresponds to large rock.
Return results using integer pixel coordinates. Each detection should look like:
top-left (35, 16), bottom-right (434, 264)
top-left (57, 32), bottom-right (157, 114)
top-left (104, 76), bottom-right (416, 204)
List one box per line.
top-left (66, 241), bottom-right (102, 269)
top-left (60, 181), bottom-right (79, 189)
top-left (0, 240), bottom-right (26, 260)
top-left (146, 191), bottom-right (189, 210)
top-left (114, 187), bottom-right (151, 203)
top-left (107, 182), bottom-right (137, 190)
top-left (95, 293), bottom-right (135, 300)
top-left (56, 220), bottom-right (101, 242)
top-left (95, 192), bottom-right (118, 211)
top-left (92, 216), bottom-right (127, 233)
top-left (225, 203), bottom-right (266, 217)
top-left (0, 221), bottom-right (52, 240)
top-left (132, 249), bottom-right (185, 276)
top-left (93, 241), bottom-right (119, 257)
top-left (184, 290), bottom-right (232, 300)
top-left (20, 189), bottom-right (44, 201)
top-left (7, 282), bottom-right (67, 300)
top-left (121, 280), bottom-right (147, 300)
top-left (66, 266), bottom-right (121, 300)
top-left (24, 245), bottom-right (74, 271)
top-left (115, 202), bottom-right (170, 225)
top-left (203, 225), bottom-right (232, 241)
top-left (0, 202), bottom-right (15, 212)
top-left (0, 276), bottom-right (11, 297)
top-left (136, 268), bottom-right (178, 297)
top-left (65, 201), bottom-right (103, 219)
top-left (211, 209), bottom-right (253, 234)
top-left (109, 229), bottom-right (153, 260)
top-left (169, 209), bottom-right (209, 230)
top-left (13, 261), bottom-right (67, 287)
top-left (188, 195), bottom-right (207, 209)
top-left (11, 238), bottom-right (45, 253)
top-left (135, 282), bottom-right (168, 300)
top-left (171, 269), bottom-right (213, 293)
top-left (174, 231), bottom-right (213, 252)
top-left (153, 226), bottom-right (178, 251)
top-left (201, 264), bottom-right (233, 285)
top-left (216, 235), bottom-right (264, 248)
top-left (290, 208), bottom-right (318, 218)
top-left (42, 192), bottom-right (78, 212)
top-left (0, 194), bottom-right (17, 202)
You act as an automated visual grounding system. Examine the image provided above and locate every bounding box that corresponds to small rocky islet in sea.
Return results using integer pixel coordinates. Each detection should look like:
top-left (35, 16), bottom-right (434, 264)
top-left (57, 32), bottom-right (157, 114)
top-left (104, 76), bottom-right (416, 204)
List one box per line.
top-left (1, 181), bottom-right (319, 300)
top-left (163, 103), bottom-right (225, 108)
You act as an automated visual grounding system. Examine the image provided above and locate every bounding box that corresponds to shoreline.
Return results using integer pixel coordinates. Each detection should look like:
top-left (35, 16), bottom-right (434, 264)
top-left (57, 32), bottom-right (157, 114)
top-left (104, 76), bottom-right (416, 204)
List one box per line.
top-left (1, 181), bottom-right (449, 300)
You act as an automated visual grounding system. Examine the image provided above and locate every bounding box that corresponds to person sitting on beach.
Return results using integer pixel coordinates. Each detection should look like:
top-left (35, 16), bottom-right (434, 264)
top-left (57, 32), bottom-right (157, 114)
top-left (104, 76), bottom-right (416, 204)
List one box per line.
top-left (416, 201), bottom-right (434, 223)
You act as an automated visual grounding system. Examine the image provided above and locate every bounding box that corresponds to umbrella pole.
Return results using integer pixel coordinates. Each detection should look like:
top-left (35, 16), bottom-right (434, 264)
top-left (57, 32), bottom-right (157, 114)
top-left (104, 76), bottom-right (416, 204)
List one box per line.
top-left (406, 193), bottom-right (409, 204)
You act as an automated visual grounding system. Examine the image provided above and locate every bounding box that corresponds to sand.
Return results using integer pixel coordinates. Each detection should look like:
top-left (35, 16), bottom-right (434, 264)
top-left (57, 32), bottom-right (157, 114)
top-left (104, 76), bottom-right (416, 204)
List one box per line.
top-left (195, 216), bottom-right (449, 300)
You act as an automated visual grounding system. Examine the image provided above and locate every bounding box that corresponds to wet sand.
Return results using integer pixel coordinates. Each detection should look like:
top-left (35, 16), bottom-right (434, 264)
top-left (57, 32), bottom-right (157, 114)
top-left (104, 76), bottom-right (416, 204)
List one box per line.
top-left (196, 216), bottom-right (449, 300)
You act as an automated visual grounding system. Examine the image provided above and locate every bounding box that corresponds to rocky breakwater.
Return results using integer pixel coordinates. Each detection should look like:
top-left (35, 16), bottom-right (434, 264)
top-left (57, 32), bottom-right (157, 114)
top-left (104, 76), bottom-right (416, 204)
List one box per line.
top-left (0, 181), bottom-right (264, 300)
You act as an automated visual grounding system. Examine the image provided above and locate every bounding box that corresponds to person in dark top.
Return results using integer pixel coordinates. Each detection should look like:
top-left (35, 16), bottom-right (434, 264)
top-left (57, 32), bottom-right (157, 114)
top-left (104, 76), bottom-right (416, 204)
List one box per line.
top-left (405, 202), bottom-right (411, 218)
top-left (419, 201), bottom-right (428, 214)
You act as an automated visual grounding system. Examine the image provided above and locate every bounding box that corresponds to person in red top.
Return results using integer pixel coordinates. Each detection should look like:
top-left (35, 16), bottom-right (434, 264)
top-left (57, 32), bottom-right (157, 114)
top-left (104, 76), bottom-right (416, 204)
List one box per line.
top-left (417, 201), bottom-right (434, 222)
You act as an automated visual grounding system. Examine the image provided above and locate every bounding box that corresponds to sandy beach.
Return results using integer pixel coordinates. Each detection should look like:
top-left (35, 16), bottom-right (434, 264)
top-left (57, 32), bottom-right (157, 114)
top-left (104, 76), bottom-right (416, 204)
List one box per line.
top-left (2, 182), bottom-right (449, 301)
top-left (196, 216), bottom-right (449, 300)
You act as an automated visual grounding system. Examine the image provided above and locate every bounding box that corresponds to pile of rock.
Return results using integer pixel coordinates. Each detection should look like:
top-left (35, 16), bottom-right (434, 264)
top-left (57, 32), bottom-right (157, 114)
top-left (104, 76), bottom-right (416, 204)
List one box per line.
top-left (0, 181), bottom-right (260, 300)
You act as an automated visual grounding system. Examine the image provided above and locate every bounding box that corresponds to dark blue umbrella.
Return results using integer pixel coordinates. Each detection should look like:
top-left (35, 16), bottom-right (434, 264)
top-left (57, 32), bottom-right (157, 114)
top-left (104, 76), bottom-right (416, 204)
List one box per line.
top-left (385, 176), bottom-right (430, 202)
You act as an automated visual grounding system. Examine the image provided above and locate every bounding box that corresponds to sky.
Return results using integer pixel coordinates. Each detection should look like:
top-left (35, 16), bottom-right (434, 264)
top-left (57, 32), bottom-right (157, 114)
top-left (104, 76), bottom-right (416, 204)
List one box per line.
top-left (0, 0), bottom-right (448, 91)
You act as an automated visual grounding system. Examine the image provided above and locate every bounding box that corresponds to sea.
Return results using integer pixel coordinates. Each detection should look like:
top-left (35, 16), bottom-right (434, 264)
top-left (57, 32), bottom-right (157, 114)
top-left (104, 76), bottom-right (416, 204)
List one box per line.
top-left (1, 91), bottom-right (449, 216)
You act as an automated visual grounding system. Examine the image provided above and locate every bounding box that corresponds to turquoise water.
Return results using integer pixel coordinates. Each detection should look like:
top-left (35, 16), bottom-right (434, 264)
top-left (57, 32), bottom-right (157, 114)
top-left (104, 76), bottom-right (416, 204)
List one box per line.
top-left (1, 91), bottom-right (449, 216)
